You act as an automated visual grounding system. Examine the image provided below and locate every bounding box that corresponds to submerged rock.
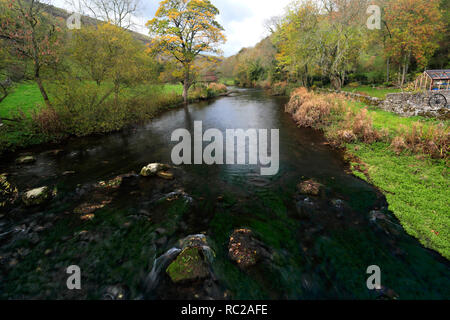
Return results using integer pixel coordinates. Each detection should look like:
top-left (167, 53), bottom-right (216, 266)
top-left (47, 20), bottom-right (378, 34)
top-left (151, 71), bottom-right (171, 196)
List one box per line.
top-left (166, 247), bottom-right (210, 283)
top-left (0, 173), bottom-right (18, 207)
top-left (43, 149), bottom-right (64, 157)
top-left (375, 285), bottom-right (399, 300)
top-left (22, 186), bottom-right (53, 206)
top-left (145, 248), bottom-right (182, 293)
top-left (297, 179), bottom-right (323, 196)
top-left (15, 155), bottom-right (36, 165)
top-left (73, 199), bottom-right (111, 215)
top-left (158, 190), bottom-right (193, 204)
top-left (179, 234), bottom-right (208, 249)
top-left (102, 285), bottom-right (129, 300)
top-left (140, 163), bottom-right (167, 177)
top-left (228, 228), bottom-right (271, 269)
top-left (295, 197), bottom-right (317, 219)
top-left (369, 210), bottom-right (401, 236)
top-left (157, 171), bottom-right (174, 180)
top-left (96, 173), bottom-right (136, 190)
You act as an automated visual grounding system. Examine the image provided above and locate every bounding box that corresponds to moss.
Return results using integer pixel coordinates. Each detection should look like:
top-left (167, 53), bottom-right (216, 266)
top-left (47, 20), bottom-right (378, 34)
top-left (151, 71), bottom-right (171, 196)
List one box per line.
top-left (166, 247), bottom-right (209, 283)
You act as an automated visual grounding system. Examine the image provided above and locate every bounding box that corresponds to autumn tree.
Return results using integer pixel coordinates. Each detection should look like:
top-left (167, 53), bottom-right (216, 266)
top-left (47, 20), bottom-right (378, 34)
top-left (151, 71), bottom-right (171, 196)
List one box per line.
top-left (0, 43), bottom-right (11, 103)
top-left (159, 54), bottom-right (219, 86)
top-left (274, 1), bottom-right (320, 85)
top-left (274, 0), bottom-right (366, 89)
top-left (69, 23), bottom-right (155, 106)
top-left (384, 0), bottom-right (444, 86)
top-left (147, 0), bottom-right (226, 104)
top-left (0, 0), bottom-right (64, 106)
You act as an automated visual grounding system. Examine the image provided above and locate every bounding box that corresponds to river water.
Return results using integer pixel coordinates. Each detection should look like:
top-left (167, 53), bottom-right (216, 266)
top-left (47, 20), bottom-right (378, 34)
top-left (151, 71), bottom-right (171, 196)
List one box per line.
top-left (0, 88), bottom-right (448, 299)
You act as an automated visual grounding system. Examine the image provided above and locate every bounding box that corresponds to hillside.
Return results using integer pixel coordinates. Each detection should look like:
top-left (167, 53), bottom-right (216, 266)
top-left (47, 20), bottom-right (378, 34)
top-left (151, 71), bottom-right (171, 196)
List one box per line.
top-left (41, 1), bottom-right (151, 44)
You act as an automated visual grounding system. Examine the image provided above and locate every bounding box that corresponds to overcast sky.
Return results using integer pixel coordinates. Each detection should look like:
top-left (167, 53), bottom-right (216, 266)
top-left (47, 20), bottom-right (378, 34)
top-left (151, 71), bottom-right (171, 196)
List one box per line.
top-left (54, 0), bottom-right (292, 57)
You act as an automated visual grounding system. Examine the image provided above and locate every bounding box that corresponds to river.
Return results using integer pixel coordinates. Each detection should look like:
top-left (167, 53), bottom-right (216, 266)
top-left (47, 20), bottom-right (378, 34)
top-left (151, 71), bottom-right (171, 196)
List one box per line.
top-left (0, 88), bottom-right (448, 299)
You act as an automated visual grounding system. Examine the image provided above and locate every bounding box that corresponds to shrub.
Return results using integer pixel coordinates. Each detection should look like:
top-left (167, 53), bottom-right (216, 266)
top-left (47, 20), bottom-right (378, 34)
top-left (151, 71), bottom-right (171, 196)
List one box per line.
top-left (208, 82), bottom-right (227, 93)
top-left (390, 136), bottom-right (408, 154)
top-left (286, 86), bottom-right (449, 159)
top-left (396, 123), bottom-right (449, 159)
top-left (271, 81), bottom-right (288, 96)
top-left (348, 82), bottom-right (360, 88)
top-left (349, 109), bottom-right (381, 144)
top-left (292, 95), bottom-right (332, 128)
top-left (32, 106), bottom-right (65, 136)
top-left (285, 87), bottom-right (314, 114)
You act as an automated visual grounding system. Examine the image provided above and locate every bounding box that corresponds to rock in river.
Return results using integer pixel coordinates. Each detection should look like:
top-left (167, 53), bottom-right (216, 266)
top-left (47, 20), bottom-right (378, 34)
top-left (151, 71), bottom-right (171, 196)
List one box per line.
top-left (295, 197), bottom-right (318, 219)
top-left (1, 173), bottom-right (18, 207)
top-left (140, 163), bottom-right (167, 177)
top-left (22, 186), bottom-right (53, 206)
top-left (15, 155), bottom-right (36, 165)
top-left (156, 171), bottom-right (174, 180)
top-left (297, 179), bottom-right (324, 196)
top-left (228, 228), bottom-right (271, 269)
top-left (369, 210), bottom-right (401, 236)
top-left (166, 247), bottom-right (210, 283)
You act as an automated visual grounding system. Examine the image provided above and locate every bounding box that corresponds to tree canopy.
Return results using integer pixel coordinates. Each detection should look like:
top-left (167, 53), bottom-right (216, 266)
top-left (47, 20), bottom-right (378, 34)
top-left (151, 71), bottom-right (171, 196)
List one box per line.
top-left (146, 0), bottom-right (226, 103)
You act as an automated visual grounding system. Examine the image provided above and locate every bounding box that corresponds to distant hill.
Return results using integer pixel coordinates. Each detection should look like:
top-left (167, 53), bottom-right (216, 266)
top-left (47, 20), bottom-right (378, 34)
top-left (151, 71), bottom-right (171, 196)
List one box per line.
top-left (41, 2), bottom-right (151, 44)
top-left (219, 37), bottom-right (277, 79)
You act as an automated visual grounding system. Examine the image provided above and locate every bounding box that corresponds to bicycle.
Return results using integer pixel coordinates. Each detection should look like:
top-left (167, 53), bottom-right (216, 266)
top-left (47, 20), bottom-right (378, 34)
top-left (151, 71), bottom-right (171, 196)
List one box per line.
top-left (428, 93), bottom-right (448, 108)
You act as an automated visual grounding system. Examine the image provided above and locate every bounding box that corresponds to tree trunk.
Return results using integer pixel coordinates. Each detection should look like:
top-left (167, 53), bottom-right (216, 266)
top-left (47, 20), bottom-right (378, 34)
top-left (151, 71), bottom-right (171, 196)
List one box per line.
top-left (0, 83), bottom-right (8, 104)
top-left (400, 51), bottom-right (411, 88)
top-left (33, 52), bottom-right (51, 107)
top-left (386, 57), bottom-right (390, 83)
top-left (330, 75), bottom-right (342, 90)
top-left (182, 64), bottom-right (191, 105)
top-left (35, 74), bottom-right (51, 107)
top-left (31, 28), bottom-right (52, 108)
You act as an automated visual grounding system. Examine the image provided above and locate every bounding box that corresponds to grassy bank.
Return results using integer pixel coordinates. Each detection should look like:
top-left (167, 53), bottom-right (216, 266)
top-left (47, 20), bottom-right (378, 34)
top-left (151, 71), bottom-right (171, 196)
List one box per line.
top-left (0, 82), bottom-right (227, 154)
top-left (340, 85), bottom-right (402, 99)
top-left (286, 88), bottom-right (449, 259)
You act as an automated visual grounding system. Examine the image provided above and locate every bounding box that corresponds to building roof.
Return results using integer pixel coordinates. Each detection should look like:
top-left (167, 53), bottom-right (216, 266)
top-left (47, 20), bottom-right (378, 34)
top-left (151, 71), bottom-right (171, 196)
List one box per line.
top-left (425, 70), bottom-right (450, 80)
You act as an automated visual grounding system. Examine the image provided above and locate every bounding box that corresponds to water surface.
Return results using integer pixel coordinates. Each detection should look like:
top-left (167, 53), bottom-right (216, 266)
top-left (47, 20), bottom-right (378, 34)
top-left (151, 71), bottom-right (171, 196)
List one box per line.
top-left (1, 89), bottom-right (448, 299)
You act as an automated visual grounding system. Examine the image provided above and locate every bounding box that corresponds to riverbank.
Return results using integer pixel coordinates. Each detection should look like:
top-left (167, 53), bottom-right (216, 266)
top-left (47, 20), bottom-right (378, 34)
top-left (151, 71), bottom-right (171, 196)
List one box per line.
top-left (285, 88), bottom-right (449, 260)
top-left (0, 82), bottom-right (228, 155)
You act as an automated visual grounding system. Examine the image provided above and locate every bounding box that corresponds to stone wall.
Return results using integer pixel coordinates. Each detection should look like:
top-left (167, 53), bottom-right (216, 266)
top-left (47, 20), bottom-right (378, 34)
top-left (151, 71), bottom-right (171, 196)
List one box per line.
top-left (316, 88), bottom-right (450, 120)
top-left (316, 88), bottom-right (382, 106)
top-left (381, 90), bottom-right (450, 120)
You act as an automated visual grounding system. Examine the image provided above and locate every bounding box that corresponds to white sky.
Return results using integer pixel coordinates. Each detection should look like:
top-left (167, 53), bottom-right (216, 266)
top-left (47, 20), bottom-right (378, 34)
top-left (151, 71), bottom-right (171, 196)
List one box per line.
top-left (53, 0), bottom-right (293, 56)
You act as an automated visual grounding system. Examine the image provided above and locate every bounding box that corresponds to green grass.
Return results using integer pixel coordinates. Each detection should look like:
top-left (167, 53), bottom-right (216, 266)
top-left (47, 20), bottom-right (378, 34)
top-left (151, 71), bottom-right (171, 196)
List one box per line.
top-left (219, 78), bottom-right (235, 86)
top-left (0, 81), bottom-right (45, 118)
top-left (0, 82), bottom-right (185, 119)
top-left (341, 85), bottom-right (402, 99)
top-left (340, 100), bottom-right (450, 259)
top-left (348, 142), bottom-right (449, 259)
top-left (346, 100), bottom-right (443, 134)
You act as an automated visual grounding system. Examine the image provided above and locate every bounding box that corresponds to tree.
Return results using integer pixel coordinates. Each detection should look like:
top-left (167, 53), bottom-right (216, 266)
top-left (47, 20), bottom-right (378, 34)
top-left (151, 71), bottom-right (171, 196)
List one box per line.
top-left (0, 0), bottom-right (64, 106)
top-left (69, 23), bottom-right (155, 107)
top-left (158, 54), bottom-right (219, 87)
top-left (384, 0), bottom-right (444, 86)
top-left (67, 0), bottom-right (140, 28)
top-left (147, 0), bottom-right (226, 104)
top-left (274, 0), bottom-right (366, 89)
top-left (0, 44), bottom-right (11, 104)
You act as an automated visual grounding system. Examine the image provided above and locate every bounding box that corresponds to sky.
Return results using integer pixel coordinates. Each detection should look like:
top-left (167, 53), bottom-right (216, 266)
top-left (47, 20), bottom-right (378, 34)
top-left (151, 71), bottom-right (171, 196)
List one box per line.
top-left (53, 0), bottom-right (293, 57)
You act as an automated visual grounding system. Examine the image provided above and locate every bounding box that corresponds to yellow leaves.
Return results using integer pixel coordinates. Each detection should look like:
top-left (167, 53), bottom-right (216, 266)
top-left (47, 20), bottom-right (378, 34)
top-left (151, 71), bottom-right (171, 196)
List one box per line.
top-left (146, 0), bottom-right (225, 62)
